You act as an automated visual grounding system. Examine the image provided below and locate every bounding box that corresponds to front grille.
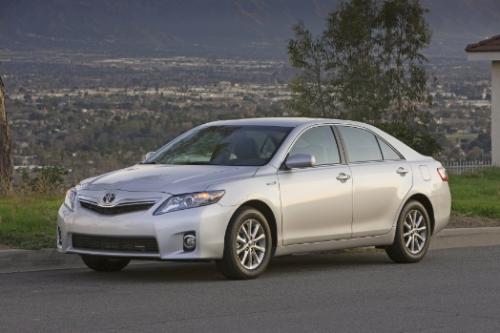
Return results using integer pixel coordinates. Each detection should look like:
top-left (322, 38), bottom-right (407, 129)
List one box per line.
top-left (72, 234), bottom-right (159, 253)
top-left (79, 200), bottom-right (154, 215)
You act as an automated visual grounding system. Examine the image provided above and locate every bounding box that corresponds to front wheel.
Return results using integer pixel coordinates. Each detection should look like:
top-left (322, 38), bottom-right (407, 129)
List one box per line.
top-left (216, 207), bottom-right (272, 279)
top-left (385, 200), bottom-right (431, 263)
top-left (80, 255), bottom-right (131, 272)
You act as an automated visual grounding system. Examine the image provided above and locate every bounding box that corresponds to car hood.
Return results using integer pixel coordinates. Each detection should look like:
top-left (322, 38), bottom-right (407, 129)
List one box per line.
top-left (81, 164), bottom-right (258, 193)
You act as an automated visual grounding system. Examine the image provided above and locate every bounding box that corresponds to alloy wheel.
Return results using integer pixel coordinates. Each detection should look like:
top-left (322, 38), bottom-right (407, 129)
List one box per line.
top-left (403, 209), bottom-right (427, 255)
top-left (236, 218), bottom-right (267, 270)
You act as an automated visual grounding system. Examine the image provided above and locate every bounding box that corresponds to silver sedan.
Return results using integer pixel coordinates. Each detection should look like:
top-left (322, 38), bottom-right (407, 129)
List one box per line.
top-left (57, 118), bottom-right (451, 279)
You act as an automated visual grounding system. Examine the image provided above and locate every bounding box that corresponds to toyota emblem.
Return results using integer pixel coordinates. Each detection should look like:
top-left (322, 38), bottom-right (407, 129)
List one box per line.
top-left (102, 193), bottom-right (116, 205)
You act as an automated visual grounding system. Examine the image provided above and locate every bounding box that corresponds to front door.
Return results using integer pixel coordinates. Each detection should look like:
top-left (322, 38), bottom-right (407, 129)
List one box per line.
top-left (278, 125), bottom-right (353, 245)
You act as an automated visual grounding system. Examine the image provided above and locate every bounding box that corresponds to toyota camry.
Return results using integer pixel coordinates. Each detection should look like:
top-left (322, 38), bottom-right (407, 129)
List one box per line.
top-left (57, 118), bottom-right (451, 279)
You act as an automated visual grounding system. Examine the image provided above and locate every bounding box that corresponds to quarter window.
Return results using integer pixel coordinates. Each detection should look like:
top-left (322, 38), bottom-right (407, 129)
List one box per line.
top-left (289, 126), bottom-right (340, 165)
top-left (378, 139), bottom-right (401, 160)
top-left (338, 126), bottom-right (383, 162)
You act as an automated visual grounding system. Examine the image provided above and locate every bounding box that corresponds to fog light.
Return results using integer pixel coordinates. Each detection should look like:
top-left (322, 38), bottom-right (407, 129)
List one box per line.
top-left (183, 232), bottom-right (196, 252)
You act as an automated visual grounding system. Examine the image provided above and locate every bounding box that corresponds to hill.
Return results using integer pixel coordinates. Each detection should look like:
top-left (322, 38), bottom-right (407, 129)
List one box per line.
top-left (1, 0), bottom-right (499, 58)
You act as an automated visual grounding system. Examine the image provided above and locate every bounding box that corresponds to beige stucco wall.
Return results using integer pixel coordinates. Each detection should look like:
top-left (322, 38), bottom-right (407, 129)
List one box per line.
top-left (493, 61), bottom-right (500, 166)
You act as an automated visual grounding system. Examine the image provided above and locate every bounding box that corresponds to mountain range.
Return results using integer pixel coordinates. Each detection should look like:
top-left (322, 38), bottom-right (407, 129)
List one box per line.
top-left (1, 0), bottom-right (500, 59)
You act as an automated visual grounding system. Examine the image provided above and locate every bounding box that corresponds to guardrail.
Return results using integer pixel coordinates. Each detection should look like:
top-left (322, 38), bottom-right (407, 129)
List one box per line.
top-left (443, 160), bottom-right (492, 174)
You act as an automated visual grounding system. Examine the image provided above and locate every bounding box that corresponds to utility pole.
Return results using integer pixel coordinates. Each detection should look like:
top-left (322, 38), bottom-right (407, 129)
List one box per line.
top-left (0, 75), bottom-right (13, 194)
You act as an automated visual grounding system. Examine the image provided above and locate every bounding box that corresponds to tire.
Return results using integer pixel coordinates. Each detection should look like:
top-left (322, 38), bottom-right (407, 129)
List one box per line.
top-left (386, 200), bottom-right (432, 263)
top-left (80, 255), bottom-right (131, 272)
top-left (216, 207), bottom-right (273, 280)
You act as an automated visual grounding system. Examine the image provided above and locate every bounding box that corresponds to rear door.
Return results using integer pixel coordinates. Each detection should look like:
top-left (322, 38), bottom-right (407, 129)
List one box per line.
top-left (336, 125), bottom-right (412, 237)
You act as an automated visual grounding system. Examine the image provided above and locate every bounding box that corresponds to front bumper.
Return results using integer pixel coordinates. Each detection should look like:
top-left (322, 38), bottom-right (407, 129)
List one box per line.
top-left (57, 199), bottom-right (235, 260)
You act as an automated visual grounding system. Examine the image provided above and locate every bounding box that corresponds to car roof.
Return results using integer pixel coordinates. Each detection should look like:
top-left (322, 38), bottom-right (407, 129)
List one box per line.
top-left (204, 117), bottom-right (364, 128)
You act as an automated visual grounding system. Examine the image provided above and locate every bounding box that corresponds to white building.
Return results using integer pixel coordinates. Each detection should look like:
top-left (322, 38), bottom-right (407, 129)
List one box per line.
top-left (466, 35), bottom-right (500, 166)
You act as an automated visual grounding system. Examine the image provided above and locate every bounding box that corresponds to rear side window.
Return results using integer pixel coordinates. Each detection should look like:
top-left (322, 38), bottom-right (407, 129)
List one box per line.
top-left (290, 126), bottom-right (341, 165)
top-left (338, 126), bottom-right (382, 162)
top-left (378, 139), bottom-right (401, 160)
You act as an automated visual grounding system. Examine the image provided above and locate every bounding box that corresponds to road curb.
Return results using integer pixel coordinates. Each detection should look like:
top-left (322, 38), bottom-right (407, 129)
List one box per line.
top-left (437, 227), bottom-right (500, 236)
top-left (431, 227), bottom-right (500, 250)
top-left (1, 227), bottom-right (500, 273)
top-left (0, 248), bottom-right (84, 273)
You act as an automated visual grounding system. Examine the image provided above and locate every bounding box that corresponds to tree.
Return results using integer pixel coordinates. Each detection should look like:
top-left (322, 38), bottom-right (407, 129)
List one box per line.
top-left (0, 75), bottom-right (13, 194)
top-left (288, 23), bottom-right (335, 118)
top-left (288, 0), bottom-right (439, 155)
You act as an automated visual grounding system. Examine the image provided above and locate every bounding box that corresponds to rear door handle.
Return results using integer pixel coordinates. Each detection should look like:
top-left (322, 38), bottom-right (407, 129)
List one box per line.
top-left (336, 173), bottom-right (351, 182)
top-left (396, 167), bottom-right (409, 175)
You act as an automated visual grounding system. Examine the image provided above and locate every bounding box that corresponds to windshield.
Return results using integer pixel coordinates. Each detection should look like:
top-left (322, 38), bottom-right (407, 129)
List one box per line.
top-left (147, 125), bottom-right (292, 166)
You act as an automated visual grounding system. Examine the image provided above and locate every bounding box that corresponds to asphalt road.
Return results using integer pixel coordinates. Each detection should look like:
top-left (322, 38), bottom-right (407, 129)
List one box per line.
top-left (1, 245), bottom-right (500, 333)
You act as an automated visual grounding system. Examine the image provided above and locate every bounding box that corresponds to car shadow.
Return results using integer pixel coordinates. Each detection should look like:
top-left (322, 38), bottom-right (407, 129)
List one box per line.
top-left (61, 249), bottom-right (393, 283)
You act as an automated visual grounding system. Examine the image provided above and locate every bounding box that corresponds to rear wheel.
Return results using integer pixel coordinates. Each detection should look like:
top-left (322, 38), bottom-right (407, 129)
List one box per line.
top-left (216, 207), bottom-right (272, 279)
top-left (80, 255), bottom-right (131, 272)
top-left (385, 200), bottom-right (431, 263)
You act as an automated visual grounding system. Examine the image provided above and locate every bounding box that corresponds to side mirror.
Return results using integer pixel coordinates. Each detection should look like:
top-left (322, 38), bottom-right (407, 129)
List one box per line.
top-left (285, 154), bottom-right (316, 169)
top-left (143, 151), bottom-right (155, 162)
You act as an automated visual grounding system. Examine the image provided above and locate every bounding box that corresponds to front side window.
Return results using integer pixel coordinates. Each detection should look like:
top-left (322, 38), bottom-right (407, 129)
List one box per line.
top-left (148, 125), bottom-right (291, 166)
top-left (338, 126), bottom-right (383, 162)
top-left (289, 126), bottom-right (340, 165)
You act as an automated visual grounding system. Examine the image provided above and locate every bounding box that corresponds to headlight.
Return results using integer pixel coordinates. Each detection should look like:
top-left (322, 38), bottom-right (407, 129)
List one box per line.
top-left (154, 190), bottom-right (225, 215)
top-left (64, 188), bottom-right (77, 211)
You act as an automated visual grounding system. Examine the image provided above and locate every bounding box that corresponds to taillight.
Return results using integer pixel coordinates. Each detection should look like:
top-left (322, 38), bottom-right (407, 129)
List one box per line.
top-left (437, 167), bottom-right (448, 181)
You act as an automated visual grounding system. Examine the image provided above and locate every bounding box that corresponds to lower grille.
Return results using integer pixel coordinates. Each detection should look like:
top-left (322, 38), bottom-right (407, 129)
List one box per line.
top-left (72, 234), bottom-right (159, 253)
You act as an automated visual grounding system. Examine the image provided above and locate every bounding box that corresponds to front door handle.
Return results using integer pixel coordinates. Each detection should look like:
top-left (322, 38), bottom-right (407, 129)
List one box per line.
top-left (336, 172), bottom-right (351, 182)
top-left (396, 167), bottom-right (409, 175)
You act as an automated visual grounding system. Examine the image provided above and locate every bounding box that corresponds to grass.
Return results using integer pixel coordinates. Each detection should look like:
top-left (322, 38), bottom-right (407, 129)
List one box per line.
top-left (0, 167), bottom-right (499, 250)
top-left (0, 195), bottom-right (62, 249)
top-left (449, 167), bottom-right (500, 219)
